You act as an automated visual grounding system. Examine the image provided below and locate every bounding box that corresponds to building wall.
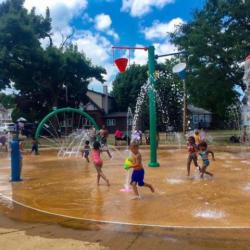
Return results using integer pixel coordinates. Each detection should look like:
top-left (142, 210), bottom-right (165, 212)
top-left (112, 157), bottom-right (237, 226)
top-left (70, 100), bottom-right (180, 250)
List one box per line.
top-left (105, 117), bottom-right (127, 133)
top-left (87, 110), bottom-right (105, 128)
top-left (190, 113), bottom-right (212, 129)
top-left (0, 108), bottom-right (13, 123)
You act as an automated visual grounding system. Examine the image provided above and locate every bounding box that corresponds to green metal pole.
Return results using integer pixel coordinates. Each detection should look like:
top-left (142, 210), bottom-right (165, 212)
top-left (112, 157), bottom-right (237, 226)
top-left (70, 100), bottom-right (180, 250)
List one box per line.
top-left (148, 46), bottom-right (160, 167)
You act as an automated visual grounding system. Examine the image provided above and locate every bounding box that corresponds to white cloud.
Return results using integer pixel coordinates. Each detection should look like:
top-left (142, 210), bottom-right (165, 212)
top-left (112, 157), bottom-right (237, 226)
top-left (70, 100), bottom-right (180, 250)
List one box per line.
top-left (143, 17), bottom-right (185, 40)
top-left (24, 0), bottom-right (87, 29)
top-left (82, 13), bottom-right (94, 23)
top-left (24, 0), bottom-right (88, 47)
top-left (95, 14), bottom-right (112, 30)
top-left (154, 42), bottom-right (178, 63)
top-left (131, 45), bottom-right (148, 65)
top-left (121, 0), bottom-right (175, 17)
top-left (74, 31), bottom-right (111, 65)
top-left (131, 43), bottom-right (178, 65)
top-left (95, 13), bottom-right (119, 41)
top-left (88, 63), bottom-right (117, 92)
top-left (107, 29), bottom-right (119, 41)
top-left (74, 31), bottom-right (119, 89)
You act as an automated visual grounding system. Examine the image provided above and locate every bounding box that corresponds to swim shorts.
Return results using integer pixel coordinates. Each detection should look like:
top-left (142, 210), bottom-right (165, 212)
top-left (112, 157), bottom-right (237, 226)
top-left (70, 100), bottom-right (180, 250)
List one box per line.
top-left (131, 168), bottom-right (145, 186)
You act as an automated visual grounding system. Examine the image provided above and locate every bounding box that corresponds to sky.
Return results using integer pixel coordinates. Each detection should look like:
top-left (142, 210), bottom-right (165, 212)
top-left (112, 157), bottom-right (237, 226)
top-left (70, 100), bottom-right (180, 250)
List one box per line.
top-left (3, 0), bottom-right (205, 93)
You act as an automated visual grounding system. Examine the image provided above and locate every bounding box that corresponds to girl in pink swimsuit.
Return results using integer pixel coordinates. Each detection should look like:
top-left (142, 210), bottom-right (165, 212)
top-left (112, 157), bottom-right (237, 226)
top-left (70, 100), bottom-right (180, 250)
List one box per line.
top-left (92, 141), bottom-right (110, 186)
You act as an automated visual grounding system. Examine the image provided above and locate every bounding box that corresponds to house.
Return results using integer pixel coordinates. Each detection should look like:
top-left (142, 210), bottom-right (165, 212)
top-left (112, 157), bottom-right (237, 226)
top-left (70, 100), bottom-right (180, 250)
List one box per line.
top-left (188, 105), bottom-right (212, 129)
top-left (85, 86), bottom-right (213, 133)
top-left (84, 85), bottom-right (131, 133)
top-left (0, 104), bottom-right (13, 124)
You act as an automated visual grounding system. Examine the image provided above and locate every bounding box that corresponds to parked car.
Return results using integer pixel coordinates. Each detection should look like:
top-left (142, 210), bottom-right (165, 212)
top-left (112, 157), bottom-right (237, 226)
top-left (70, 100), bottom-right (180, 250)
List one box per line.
top-left (0, 123), bottom-right (15, 133)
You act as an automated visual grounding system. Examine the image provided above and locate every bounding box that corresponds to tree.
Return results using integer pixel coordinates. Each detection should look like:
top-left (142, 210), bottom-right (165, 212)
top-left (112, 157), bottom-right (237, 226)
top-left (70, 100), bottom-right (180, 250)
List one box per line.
top-left (155, 62), bottom-right (184, 131)
top-left (112, 60), bottom-right (184, 130)
top-left (171, 0), bottom-right (250, 119)
top-left (14, 45), bottom-right (105, 121)
top-left (0, 93), bottom-right (15, 108)
top-left (112, 64), bottom-right (148, 111)
top-left (0, 0), bottom-right (106, 121)
top-left (0, 0), bottom-right (51, 90)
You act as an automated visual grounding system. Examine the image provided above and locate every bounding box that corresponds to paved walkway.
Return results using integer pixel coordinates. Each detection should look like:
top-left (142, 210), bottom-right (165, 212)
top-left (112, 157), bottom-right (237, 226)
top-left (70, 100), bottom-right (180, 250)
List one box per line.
top-left (1, 212), bottom-right (250, 250)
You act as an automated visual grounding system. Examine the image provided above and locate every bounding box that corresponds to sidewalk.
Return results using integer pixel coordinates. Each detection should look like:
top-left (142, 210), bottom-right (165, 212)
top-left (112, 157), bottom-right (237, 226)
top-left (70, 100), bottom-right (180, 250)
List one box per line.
top-left (0, 214), bottom-right (108, 250)
top-left (1, 212), bottom-right (250, 250)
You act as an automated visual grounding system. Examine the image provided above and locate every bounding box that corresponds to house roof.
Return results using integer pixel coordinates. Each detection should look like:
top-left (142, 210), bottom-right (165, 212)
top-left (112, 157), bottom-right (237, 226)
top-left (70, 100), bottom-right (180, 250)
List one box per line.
top-left (87, 89), bottom-right (114, 99)
top-left (0, 104), bottom-right (7, 112)
top-left (104, 112), bottom-right (128, 118)
top-left (188, 105), bottom-right (212, 114)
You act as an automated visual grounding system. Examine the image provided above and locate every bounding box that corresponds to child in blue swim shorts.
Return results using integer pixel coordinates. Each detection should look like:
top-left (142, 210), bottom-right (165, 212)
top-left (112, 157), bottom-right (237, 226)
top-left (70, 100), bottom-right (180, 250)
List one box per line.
top-left (129, 143), bottom-right (154, 199)
top-left (199, 141), bottom-right (215, 178)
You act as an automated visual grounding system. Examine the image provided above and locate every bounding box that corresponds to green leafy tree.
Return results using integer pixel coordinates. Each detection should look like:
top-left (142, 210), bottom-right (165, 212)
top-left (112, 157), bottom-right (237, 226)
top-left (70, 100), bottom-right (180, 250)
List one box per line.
top-left (0, 0), bottom-right (51, 90)
top-left (0, 0), bottom-right (106, 121)
top-left (112, 64), bottom-right (148, 111)
top-left (15, 45), bottom-right (105, 120)
top-left (171, 0), bottom-right (250, 119)
top-left (112, 60), bottom-right (184, 130)
top-left (0, 93), bottom-right (15, 108)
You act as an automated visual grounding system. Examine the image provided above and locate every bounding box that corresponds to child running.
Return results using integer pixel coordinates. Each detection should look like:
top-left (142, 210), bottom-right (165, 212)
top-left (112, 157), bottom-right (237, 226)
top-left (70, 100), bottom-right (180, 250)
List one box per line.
top-left (82, 140), bottom-right (90, 162)
top-left (187, 136), bottom-right (199, 176)
top-left (129, 143), bottom-right (154, 199)
top-left (198, 141), bottom-right (215, 178)
top-left (92, 141), bottom-right (110, 186)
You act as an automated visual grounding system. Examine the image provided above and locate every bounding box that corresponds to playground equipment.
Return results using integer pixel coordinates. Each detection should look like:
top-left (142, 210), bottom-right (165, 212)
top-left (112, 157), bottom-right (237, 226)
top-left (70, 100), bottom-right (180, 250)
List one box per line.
top-left (242, 55), bottom-right (250, 135)
top-left (10, 139), bottom-right (22, 182)
top-left (113, 46), bottom-right (159, 167)
top-left (114, 58), bottom-right (128, 73)
top-left (35, 107), bottom-right (99, 157)
top-left (112, 46), bottom-right (187, 167)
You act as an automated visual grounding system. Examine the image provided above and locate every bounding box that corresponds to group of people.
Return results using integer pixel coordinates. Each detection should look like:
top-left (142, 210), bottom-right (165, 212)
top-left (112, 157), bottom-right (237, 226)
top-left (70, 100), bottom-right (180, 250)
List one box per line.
top-left (84, 139), bottom-right (154, 199)
top-left (81, 126), bottom-right (216, 200)
top-left (187, 129), bottom-right (215, 178)
top-left (81, 125), bottom-right (154, 199)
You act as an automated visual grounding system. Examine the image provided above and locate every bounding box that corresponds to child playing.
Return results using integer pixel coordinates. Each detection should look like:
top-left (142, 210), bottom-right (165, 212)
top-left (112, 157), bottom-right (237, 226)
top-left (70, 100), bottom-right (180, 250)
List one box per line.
top-left (31, 138), bottom-right (38, 155)
top-left (129, 143), bottom-right (154, 199)
top-left (187, 136), bottom-right (199, 176)
top-left (82, 140), bottom-right (90, 162)
top-left (92, 141), bottom-right (110, 186)
top-left (198, 141), bottom-right (215, 178)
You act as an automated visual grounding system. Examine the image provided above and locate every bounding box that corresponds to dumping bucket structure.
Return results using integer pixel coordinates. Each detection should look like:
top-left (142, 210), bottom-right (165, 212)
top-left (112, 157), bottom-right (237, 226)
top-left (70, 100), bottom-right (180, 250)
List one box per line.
top-left (114, 58), bottom-right (128, 73)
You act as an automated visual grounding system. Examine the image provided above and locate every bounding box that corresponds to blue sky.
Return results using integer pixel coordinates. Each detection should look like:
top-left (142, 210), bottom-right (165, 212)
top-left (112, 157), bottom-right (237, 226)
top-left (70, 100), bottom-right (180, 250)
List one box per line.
top-left (3, 0), bottom-right (205, 93)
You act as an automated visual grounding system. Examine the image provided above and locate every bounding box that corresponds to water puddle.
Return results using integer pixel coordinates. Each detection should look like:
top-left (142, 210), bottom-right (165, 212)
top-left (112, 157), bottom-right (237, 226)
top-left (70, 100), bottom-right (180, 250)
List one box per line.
top-left (241, 160), bottom-right (250, 165)
top-left (194, 209), bottom-right (225, 219)
top-left (243, 183), bottom-right (250, 191)
top-left (166, 178), bottom-right (185, 184)
top-left (233, 168), bottom-right (241, 171)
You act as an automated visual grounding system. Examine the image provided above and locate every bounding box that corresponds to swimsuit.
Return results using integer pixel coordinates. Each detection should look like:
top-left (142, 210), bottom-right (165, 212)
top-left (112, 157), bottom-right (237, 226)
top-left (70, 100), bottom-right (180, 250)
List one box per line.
top-left (131, 168), bottom-right (145, 186)
top-left (84, 146), bottom-right (90, 157)
top-left (92, 150), bottom-right (102, 166)
top-left (200, 151), bottom-right (209, 167)
top-left (188, 144), bottom-right (197, 160)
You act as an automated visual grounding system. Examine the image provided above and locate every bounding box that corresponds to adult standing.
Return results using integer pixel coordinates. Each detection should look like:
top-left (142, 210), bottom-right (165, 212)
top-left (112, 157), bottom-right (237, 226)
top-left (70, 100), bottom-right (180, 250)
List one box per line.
top-left (114, 128), bottom-right (123, 146)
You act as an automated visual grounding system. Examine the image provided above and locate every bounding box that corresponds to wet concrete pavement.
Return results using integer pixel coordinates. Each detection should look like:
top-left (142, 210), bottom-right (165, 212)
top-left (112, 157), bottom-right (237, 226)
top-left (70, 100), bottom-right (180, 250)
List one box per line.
top-left (1, 147), bottom-right (250, 249)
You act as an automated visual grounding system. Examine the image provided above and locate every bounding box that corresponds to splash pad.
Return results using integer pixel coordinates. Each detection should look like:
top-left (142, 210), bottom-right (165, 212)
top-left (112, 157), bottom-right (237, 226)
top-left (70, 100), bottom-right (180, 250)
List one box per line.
top-left (1, 147), bottom-right (250, 228)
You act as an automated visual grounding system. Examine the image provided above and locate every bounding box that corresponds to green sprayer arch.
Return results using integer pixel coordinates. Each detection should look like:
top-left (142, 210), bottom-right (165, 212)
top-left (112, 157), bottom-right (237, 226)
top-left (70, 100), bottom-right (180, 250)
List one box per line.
top-left (35, 107), bottom-right (99, 140)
